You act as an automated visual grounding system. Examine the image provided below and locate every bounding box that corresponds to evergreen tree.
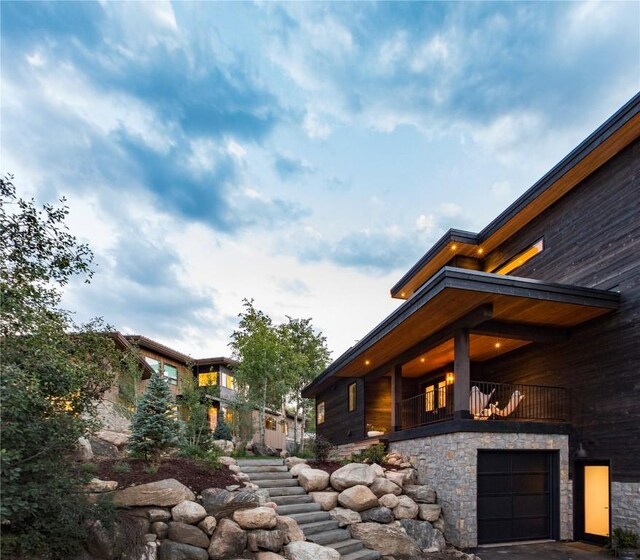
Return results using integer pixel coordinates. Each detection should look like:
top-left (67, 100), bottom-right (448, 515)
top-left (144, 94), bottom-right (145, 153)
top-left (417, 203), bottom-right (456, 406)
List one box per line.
top-left (129, 371), bottom-right (181, 462)
top-left (213, 414), bottom-right (232, 441)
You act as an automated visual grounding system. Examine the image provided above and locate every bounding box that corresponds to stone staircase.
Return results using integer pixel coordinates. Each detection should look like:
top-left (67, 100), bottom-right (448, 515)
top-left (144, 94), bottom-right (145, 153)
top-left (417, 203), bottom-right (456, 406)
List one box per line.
top-left (236, 459), bottom-right (380, 560)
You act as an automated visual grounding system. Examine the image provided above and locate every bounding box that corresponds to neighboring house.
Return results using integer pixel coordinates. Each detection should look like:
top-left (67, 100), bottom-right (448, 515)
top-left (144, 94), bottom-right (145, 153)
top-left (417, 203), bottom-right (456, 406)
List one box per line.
top-left (303, 94), bottom-right (640, 548)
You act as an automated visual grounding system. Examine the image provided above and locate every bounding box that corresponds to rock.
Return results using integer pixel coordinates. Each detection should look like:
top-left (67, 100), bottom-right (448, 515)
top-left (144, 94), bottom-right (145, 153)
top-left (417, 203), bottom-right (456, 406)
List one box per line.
top-left (330, 463), bottom-right (376, 491)
top-left (157, 540), bottom-right (208, 560)
top-left (349, 522), bottom-right (422, 560)
top-left (76, 436), bottom-right (94, 461)
top-left (86, 520), bottom-right (116, 560)
top-left (171, 501), bottom-right (207, 525)
top-left (167, 522), bottom-right (209, 549)
top-left (309, 491), bottom-right (339, 511)
top-left (208, 518), bottom-right (247, 559)
top-left (284, 541), bottom-right (340, 560)
top-left (218, 456), bottom-right (236, 466)
top-left (290, 462), bottom-right (313, 477)
top-left (228, 464), bottom-right (242, 473)
top-left (329, 507), bottom-right (362, 527)
top-left (393, 495), bottom-right (419, 519)
top-left (197, 516), bottom-right (217, 536)
top-left (252, 442), bottom-right (277, 456)
top-left (276, 515), bottom-right (305, 543)
top-left (89, 436), bottom-right (119, 458)
top-left (298, 468), bottom-right (330, 492)
top-left (418, 504), bottom-right (441, 523)
top-left (399, 462), bottom-right (412, 469)
top-left (370, 463), bottom-right (385, 478)
top-left (256, 489), bottom-right (271, 504)
top-left (370, 478), bottom-right (401, 497)
top-left (337, 485), bottom-right (379, 512)
top-left (285, 457), bottom-right (307, 469)
top-left (399, 519), bottom-right (446, 552)
top-left (247, 529), bottom-right (285, 552)
top-left (378, 493), bottom-right (400, 509)
top-left (433, 515), bottom-right (445, 532)
top-left (403, 485), bottom-right (436, 504)
top-left (86, 478), bottom-right (118, 493)
top-left (148, 508), bottom-right (171, 523)
top-left (256, 553), bottom-right (286, 560)
top-left (280, 450), bottom-right (289, 458)
top-left (402, 468), bottom-right (419, 485)
top-left (384, 471), bottom-right (404, 488)
top-left (151, 522), bottom-right (169, 539)
top-left (361, 506), bottom-right (394, 523)
top-left (212, 439), bottom-right (235, 454)
top-left (113, 479), bottom-right (195, 507)
top-left (201, 487), bottom-right (259, 519)
top-left (87, 515), bottom-right (150, 560)
top-left (95, 430), bottom-right (129, 448)
top-left (236, 472), bottom-right (250, 482)
top-left (225, 484), bottom-right (241, 492)
top-left (144, 533), bottom-right (157, 543)
top-left (233, 506), bottom-right (278, 529)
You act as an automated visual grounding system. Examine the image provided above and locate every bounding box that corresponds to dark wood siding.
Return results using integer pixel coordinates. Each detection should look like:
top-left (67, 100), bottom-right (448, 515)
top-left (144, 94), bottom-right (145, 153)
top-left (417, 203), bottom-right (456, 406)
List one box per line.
top-left (364, 377), bottom-right (391, 434)
top-left (316, 378), bottom-right (365, 445)
top-left (478, 138), bottom-right (640, 481)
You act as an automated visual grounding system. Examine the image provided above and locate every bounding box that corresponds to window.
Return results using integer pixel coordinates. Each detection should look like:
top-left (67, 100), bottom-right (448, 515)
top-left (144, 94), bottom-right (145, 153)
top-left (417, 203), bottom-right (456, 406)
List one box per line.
top-left (495, 239), bottom-right (544, 276)
top-left (265, 416), bottom-right (277, 431)
top-left (348, 382), bottom-right (357, 412)
top-left (437, 380), bottom-right (447, 408)
top-left (220, 372), bottom-right (235, 390)
top-left (145, 357), bottom-right (160, 372)
top-left (163, 364), bottom-right (178, 385)
top-left (425, 385), bottom-right (435, 412)
top-left (198, 372), bottom-right (218, 386)
top-left (208, 407), bottom-right (218, 431)
top-left (317, 401), bottom-right (325, 424)
top-left (280, 420), bottom-right (288, 434)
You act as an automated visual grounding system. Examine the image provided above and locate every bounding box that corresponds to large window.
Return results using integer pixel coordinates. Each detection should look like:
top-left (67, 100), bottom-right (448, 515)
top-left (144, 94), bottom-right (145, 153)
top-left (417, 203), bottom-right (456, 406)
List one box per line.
top-left (317, 401), bottom-right (325, 424)
top-left (265, 416), bottom-right (277, 431)
top-left (198, 372), bottom-right (218, 386)
top-left (145, 357), bottom-right (178, 385)
top-left (494, 238), bottom-right (544, 276)
top-left (220, 372), bottom-right (235, 390)
top-left (348, 382), bottom-right (357, 412)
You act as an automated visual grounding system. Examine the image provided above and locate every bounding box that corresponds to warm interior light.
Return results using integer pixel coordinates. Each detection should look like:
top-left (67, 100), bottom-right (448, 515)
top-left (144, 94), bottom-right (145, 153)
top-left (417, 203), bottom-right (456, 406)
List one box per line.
top-left (401, 292), bottom-right (406, 297)
top-left (364, 359), bottom-right (370, 366)
top-left (477, 247), bottom-right (484, 255)
top-left (420, 357), bottom-right (425, 363)
top-left (451, 243), bottom-right (458, 251)
top-left (446, 372), bottom-right (455, 384)
top-left (494, 342), bottom-right (501, 349)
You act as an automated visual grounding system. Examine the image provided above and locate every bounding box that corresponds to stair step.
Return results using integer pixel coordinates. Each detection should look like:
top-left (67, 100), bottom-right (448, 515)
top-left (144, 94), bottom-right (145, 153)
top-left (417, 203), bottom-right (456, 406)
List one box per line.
top-left (342, 549), bottom-right (381, 560)
top-left (248, 471), bottom-right (294, 480)
top-left (255, 479), bottom-right (299, 488)
top-left (270, 495), bottom-right (313, 506)
top-left (306, 528), bottom-right (351, 545)
top-left (239, 465), bottom-right (288, 473)
top-left (265, 487), bottom-right (307, 497)
top-left (288, 511), bottom-right (331, 524)
top-left (236, 459), bottom-right (284, 467)
top-left (298, 520), bottom-right (340, 535)
top-left (276, 502), bottom-right (322, 515)
top-left (326, 539), bottom-right (364, 556)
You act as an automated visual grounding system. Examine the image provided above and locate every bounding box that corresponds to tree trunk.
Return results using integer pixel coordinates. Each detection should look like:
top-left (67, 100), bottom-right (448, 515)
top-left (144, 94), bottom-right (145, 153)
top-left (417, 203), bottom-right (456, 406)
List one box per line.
top-left (300, 399), bottom-right (307, 454)
top-left (260, 378), bottom-right (267, 446)
top-left (293, 393), bottom-right (300, 455)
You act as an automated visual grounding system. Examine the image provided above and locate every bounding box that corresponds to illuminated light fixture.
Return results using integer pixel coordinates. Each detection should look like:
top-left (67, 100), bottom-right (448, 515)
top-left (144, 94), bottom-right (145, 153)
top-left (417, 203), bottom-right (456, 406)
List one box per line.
top-left (401, 292), bottom-right (406, 297)
top-left (446, 372), bottom-right (455, 384)
top-left (494, 342), bottom-right (501, 349)
top-left (420, 357), bottom-right (425, 363)
top-left (477, 247), bottom-right (484, 255)
top-left (364, 359), bottom-right (370, 366)
top-left (451, 243), bottom-right (458, 251)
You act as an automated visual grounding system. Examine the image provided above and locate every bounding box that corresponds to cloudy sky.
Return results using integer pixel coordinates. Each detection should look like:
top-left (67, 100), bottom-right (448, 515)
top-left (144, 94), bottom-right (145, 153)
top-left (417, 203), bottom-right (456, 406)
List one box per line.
top-left (2, 1), bottom-right (639, 360)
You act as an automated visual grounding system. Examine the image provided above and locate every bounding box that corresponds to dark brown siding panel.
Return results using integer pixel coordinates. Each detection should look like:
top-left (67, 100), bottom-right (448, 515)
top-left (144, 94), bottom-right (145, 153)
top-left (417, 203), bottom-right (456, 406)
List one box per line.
top-left (365, 377), bottom-right (391, 434)
top-left (316, 378), bottom-right (365, 445)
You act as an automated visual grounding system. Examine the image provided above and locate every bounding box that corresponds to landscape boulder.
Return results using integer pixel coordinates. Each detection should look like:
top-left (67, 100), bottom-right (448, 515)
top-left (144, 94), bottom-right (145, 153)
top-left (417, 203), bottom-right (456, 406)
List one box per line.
top-left (309, 491), bottom-right (339, 511)
top-left (330, 463), bottom-right (376, 491)
top-left (113, 479), bottom-right (195, 507)
top-left (171, 501), bottom-right (207, 525)
top-left (89, 436), bottom-right (119, 459)
top-left (290, 463), bottom-right (312, 477)
top-left (247, 529), bottom-right (285, 552)
top-left (329, 507), bottom-right (362, 527)
top-left (370, 477), bottom-right (401, 497)
top-left (298, 468), bottom-right (330, 492)
top-left (76, 436), bottom-right (94, 461)
top-left (283, 541), bottom-right (340, 560)
top-left (378, 493), bottom-right (400, 509)
top-left (218, 456), bottom-right (236, 466)
top-left (95, 429), bottom-right (130, 448)
top-left (384, 470), bottom-right (404, 488)
top-left (212, 439), bottom-right (234, 454)
top-left (197, 516), bottom-right (217, 536)
top-left (399, 519), bottom-right (446, 552)
top-left (151, 521), bottom-right (169, 539)
top-left (157, 540), bottom-right (208, 560)
top-left (233, 506), bottom-right (278, 529)
top-left (285, 457), bottom-right (307, 469)
top-left (256, 553), bottom-right (286, 560)
top-left (148, 508), bottom-right (171, 523)
top-left (403, 485), bottom-right (436, 504)
top-left (167, 522), bottom-right (209, 549)
top-left (393, 495), bottom-right (419, 519)
top-left (86, 478), bottom-right (118, 493)
top-left (337, 485), bottom-right (378, 512)
top-left (402, 468), bottom-right (419, 485)
top-left (361, 506), bottom-right (394, 523)
top-left (252, 442), bottom-right (277, 456)
top-left (201, 487), bottom-right (259, 519)
top-left (349, 522), bottom-right (422, 560)
top-left (418, 504), bottom-right (441, 522)
top-left (208, 518), bottom-right (247, 559)
top-left (276, 515), bottom-right (305, 544)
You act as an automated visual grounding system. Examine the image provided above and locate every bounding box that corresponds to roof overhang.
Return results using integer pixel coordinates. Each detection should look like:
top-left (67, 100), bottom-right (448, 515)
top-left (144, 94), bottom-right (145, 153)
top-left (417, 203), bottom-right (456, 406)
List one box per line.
top-left (303, 267), bottom-right (619, 397)
top-left (391, 92), bottom-right (640, 299)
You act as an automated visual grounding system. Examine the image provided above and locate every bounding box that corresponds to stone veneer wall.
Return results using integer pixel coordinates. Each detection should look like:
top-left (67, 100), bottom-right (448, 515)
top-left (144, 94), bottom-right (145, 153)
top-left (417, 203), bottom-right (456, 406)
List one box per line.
top-left (611, 482), bottom-right (640, 535)
top-left (331, 438), bottom-right (381, 459)
top-left (390, 432), bottom-right (572, 548)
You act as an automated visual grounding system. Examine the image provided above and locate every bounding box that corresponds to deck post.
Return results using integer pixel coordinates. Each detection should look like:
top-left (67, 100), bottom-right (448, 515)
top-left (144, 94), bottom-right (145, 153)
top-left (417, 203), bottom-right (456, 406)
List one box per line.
top-left (391, 364), bottom-right (403, 431)
top-left (454, 328), bottom-right (472, 419)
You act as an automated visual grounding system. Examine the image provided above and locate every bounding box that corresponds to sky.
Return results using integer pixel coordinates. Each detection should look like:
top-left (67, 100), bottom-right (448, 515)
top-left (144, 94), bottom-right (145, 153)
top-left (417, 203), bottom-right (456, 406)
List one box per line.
top-left (2, 1), bottom-right (639, 361)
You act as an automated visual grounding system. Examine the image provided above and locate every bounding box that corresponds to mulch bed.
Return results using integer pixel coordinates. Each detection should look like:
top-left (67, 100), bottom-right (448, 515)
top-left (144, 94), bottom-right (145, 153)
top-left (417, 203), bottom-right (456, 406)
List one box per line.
top-left (97, 458), bottom-right (237, 494)
top-left (307, 460), bottom-right (344, 475)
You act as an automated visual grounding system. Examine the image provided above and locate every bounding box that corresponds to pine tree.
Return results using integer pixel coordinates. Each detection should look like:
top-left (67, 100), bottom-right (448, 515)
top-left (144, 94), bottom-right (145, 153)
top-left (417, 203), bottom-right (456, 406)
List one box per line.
top-left (213, 413), bottom-right (233, 441)
top-left (128, 371), bottom-right (181, 462)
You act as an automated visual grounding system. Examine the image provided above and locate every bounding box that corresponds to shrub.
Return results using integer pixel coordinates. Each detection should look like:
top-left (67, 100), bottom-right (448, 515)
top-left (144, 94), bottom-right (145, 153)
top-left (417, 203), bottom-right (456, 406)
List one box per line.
top-left (143, 464), bottom-right (158, 475)
top-left (313, 435), bottom-right (335, 462)
top-left (213, 415), bottom-right (233, 441)
top-left (609, 527), bottom-right (640, 551)
top-left (113, 462), bottom-right (131, 474)
top-left (82, 462), bottom-right (100, 475)
top-left (363, 443), bottom-right (386, 465)
top-left (179, 444), bottom-right (221, 470)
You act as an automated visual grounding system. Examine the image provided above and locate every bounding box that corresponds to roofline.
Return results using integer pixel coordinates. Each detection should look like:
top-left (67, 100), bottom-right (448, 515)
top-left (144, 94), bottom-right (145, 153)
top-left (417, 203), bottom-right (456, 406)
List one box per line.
top-left (107, 332), bottom-right (155, 379)
top-left (124, 335), bottom-right (194, 364)
top-left (303, 267), bottom-right (620, 397)
top-left (195, 356), bottom-right (237, 367)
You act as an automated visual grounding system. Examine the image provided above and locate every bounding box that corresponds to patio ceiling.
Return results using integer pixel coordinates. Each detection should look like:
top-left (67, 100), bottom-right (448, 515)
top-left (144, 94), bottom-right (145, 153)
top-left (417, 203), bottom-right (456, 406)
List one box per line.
top-left (303, 267), bottom-right (619, 397)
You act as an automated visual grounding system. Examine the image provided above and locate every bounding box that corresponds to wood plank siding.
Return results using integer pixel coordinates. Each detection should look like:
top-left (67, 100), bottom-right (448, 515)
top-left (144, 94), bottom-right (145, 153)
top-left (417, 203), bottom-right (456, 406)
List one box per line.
top-left (316, 378), bottom-right (365, 445)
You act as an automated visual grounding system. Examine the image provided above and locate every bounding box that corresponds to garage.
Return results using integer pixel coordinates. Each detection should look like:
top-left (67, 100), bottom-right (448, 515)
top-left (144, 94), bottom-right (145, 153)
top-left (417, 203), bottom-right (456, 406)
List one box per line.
top-left (477, 450), bottom-right (559, 544)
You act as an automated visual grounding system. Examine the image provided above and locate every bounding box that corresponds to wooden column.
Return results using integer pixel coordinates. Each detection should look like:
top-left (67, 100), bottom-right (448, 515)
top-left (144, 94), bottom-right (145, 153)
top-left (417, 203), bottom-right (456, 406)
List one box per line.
top-left (453, 328), bottom-right (471, 419)
top-left (391, 364), bottom-right (403, 432)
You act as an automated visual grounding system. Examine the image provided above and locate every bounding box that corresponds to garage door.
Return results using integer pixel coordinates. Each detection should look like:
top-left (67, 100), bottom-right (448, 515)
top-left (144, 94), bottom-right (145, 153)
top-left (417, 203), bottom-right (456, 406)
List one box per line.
top-left (477, 450), bottom-right (558, 544)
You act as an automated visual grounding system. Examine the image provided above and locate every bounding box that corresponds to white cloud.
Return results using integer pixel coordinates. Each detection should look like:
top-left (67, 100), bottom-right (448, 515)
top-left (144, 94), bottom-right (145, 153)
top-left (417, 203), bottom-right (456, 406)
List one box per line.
top-left (303, 111), bottom-right (332, 140)
top-left (227, 139), bottom-right (247, 161)
top-left (438, 202), bottom-right (462, 218)
top-left (416, 214), bottom-right (436, 234)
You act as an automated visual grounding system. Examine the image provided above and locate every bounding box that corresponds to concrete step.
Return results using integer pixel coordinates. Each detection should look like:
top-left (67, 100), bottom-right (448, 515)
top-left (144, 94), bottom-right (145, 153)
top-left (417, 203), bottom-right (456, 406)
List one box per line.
top-left (236, 459), bottom-right (284, 467)
top-left (326, 539), bottom-right (364, 556)
top-left (288, 511), bottom-right (332, 525)
top-left (254, 479), bottom-right (299, 488)
top-left (239, 465), bottom-right (288, 473)
top-left (298, 519), bottom-right (340, 535)
top-left (270, 495), bottom-right (313, 506)
top-left (342, 549), bottom-right (381, 560)
top-left (265, 487), bottom-right (307, 497)
top-left (276, 502), bottom-right (322, 515)
top-left (306, 528), bottom-right (351, 545)
top-left (247, 471), bottom-right (294, 480)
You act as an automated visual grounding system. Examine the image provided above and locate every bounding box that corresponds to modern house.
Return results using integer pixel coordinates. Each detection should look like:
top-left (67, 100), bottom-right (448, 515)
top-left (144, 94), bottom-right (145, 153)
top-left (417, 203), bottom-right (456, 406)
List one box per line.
top-left (303, 94), bottom-right (640, 548)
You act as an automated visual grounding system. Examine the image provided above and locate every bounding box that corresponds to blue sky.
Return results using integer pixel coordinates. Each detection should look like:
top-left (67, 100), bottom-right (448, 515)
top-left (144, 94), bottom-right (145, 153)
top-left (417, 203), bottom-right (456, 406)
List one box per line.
top-left (2, 1), bottom-right (639, 358)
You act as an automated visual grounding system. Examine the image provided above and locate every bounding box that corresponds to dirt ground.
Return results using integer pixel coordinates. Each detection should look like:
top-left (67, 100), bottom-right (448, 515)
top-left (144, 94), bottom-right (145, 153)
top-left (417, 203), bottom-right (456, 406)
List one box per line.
top-left (471, 541), bottom-right (609, 560)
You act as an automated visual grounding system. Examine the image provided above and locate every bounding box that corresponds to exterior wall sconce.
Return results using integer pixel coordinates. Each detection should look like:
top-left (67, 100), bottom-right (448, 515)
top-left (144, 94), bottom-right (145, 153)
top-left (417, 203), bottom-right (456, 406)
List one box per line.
top-left (575, 442), bottom-right (588, 459)
top-left (446, 372), bottom-right (455, 384)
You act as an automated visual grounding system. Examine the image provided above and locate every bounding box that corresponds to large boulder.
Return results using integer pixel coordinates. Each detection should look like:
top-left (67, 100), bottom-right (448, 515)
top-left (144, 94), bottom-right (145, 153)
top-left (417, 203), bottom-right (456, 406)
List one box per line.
top-left (276, 515), bottom-right (305, 543)
top-left (378, 493), bottom-right (399, 509)
top-left (418, 504), bottom-right (441, 522)
top-left (212, 439), bottom-right (234, 454)
top-left (309, 491), bottom-right (339, 511)
top-left (399, 519), bottom-right (446, 552)
top-left (167, 522), bottom-right (209, 549)
top-left (252, 442), bottom-right (277, 456)
top-left (384, 470), bottom-right (404, 488)
top-left (157, 540), bottom-right (208, 560)
top-left (87, 515), bottom-right (150, 560)
top-left (89, 436), bottom-right (119, 459)
top-left (95, 430), bottom-right (129, 448)
top-left (233, 506), bottom-right (278, 529)
top-left (201, 487), bottom-right (259, 519)
top-left (76, 436), bottom-right (94, 461)
top-left (285, 457), bottom-right (307, 469)
top-left (151, 521), bottom-right (169, 539)
top-left (403, 485), bottom-right (436, 504)
top-left (247, 529), bottom-right (285, 552)
top-left (290, 463), bottom-right (313, 477)
top-left (113, 479), bottom-right (195, 507)
top-left (171, 501), bottom-right (207, 525)
top-left (207, 518), bottom-right (247, 559)
top-left (148, 508), bottom-right (171, 523)
top-left (402, 468), bottom-right (419, 485)
top-left (361, 506), bottom-right (394, 523)
top-left (197, 516), bottom-right (217, 536)
top-left (330, 463), bottom-right (376, 491)
top-left (369, 478), bottom-right (401, 497)
top-left (349, 522), bottom-right (422, 560)
top-left (329, 507), bottom-right (362, 527)
top-left (256, 554), bottom-right (286, 560)
top-left (298, 469), bottom-right (330, 492)
top-left (284, 541), bottom-right (340, 560)
top-left (337, 485), bottom-right (378, 512)
top-left (393, 495), bottom-right (419, 519)
top-left (86, 478), bottom-right (118, 493)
